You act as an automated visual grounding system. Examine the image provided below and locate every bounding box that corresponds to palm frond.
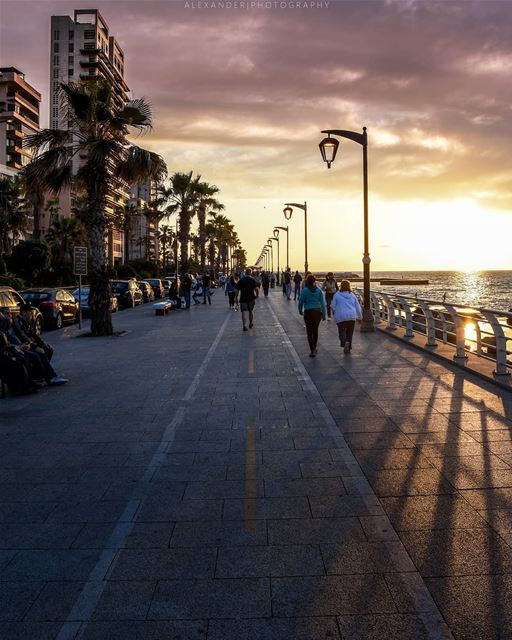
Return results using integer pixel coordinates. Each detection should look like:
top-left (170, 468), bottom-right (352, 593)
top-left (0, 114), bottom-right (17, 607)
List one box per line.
top-left (23, 129), bottom-right (70, 152)
top-left (60, 81), bottom-right (93, 121)
top-left (117, 146), bottom-right (167, 184)
top-left (116, 98), bottom-right (153, 133)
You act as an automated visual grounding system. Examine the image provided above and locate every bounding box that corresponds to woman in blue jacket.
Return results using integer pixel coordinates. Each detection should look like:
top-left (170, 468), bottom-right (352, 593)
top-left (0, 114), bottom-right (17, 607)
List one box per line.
top-left (298, 274), bottom-right (326, 357)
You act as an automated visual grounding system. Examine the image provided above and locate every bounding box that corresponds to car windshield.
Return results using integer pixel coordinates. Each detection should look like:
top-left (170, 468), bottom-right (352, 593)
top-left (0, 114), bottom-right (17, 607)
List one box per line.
top-left (22, 292), bottom-right (51, 300)
top-left (111, 283), bottom-right (127, 291)
top-left (72, 288), bottom-right (90, 296)
top-left (146, 280), bottom-right (158, 285)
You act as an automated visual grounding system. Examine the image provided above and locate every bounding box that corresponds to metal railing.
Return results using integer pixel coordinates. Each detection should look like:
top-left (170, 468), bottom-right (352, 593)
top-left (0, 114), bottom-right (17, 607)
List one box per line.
top-left (364, 290), bottom-right (512, 377)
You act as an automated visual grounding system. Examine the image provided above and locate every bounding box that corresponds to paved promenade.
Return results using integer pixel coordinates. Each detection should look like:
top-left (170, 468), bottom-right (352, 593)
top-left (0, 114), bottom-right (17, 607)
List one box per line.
top-left (1, 290), bottom-right (511, 640)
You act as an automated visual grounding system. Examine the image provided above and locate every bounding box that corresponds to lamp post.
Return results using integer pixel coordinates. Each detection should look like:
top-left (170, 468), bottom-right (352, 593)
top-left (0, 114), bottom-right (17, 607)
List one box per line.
top-left (269, 235), bottom-right (279, 283)
top-left (283, 202), bottom-right (308, 273)
top-left (274, 226), bottom-right (289, 271)
top-left (267, 238), bottom-right (276, 274)
top-left (264, 247), bottom-right (270, 272)
top-left (319, 127), bottom-right (374, 332)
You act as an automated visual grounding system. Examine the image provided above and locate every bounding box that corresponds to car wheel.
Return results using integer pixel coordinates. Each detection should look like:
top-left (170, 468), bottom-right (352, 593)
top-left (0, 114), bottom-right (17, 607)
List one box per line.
top-left (55, 313), bottom-right (63, 330)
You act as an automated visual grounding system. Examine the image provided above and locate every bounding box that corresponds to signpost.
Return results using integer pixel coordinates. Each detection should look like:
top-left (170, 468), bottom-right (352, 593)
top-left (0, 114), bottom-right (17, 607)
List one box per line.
top-left (73, 247), bottom-right (88, 329)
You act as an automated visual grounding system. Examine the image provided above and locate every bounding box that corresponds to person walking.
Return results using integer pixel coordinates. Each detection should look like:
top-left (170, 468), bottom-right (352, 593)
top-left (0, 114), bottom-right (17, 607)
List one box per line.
top-left (236, 267), bottom-right (259, 331)
top-left (261, 272), bottom-right (270, 297)
top-left (293, 270), bottom-right (302, 300)
top-left (298, 274), bottom-right (326, 357)
top-left (322, 272), bottom-right (338, 320)
top-left (225, 274), bottom-right (238, 309)
top-left (181, 273), bottom-right (192, 309)
top-left (331, 280), bottom-right (362, 354)
top-left (283, 268), bottom-right (292, 300)
top-left (202, 272), bottom-right (212, 305)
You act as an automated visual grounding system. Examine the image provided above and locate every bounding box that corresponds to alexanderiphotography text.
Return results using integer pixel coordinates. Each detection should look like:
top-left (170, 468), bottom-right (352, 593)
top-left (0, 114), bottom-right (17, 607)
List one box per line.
top-left (184, 1), bottom-right (330, 9)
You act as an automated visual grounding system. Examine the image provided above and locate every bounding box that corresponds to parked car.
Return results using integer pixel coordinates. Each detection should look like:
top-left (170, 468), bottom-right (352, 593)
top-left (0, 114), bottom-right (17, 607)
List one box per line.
top-left (143, 278), bottom-right (165, 299)
top-left (138, 281), bottom-right (155, 303)
top-left (0, 286), bottom-right (44, 334)
top-left (20, 288), bottom-right (79, 329)
top-left (110, 280), bottom-right (143, 308)
top-left (71, 286), bottom-right (118, 315)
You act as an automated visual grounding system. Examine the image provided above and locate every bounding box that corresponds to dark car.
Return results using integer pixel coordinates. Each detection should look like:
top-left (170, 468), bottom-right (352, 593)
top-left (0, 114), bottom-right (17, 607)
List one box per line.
top-left (71, 286), bottom-right (118, 315)
top-left (138, 281), bottom-right (155, 304)
top-left (143, 279), bottom-right (165, 299)
top-left (0, 286), bottom-right (44, 334)
top-left (111, 280), bottom-right (143, 308)
top-left (20, 288), bottom-right (79, 329)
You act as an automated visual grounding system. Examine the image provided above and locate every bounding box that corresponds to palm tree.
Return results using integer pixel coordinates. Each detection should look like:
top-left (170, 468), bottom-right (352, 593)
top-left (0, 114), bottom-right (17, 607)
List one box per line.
top-left (195, 181), bottom-right (224, 273)
top-left (45, 216), bottom-right (86, 284)
top-left (160, 172), bottom-right (202, 277)
top-left (22, 79), bottom-right (167, 335)
top-left (0, 175), bottom-right (27, 256)
top-left (158, 224), bottom-right (174, 269)
top-left (143, 196), bottom-right (167, 261)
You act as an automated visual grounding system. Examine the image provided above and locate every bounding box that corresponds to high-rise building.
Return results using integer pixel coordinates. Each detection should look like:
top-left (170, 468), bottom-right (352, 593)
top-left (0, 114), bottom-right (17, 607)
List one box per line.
top-left (49, 9), bottom-right (130, 263)
top-left (128, 179), bottom-right (160, 262)
top-left (0, 67), bottom-right (41, 178)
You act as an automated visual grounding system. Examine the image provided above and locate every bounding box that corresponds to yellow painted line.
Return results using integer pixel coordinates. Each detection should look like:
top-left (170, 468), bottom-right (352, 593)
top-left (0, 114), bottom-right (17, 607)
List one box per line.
top-left (244, 416), bottom-right (258, 533)
top-left (248, 350), bottom-right (255, 374)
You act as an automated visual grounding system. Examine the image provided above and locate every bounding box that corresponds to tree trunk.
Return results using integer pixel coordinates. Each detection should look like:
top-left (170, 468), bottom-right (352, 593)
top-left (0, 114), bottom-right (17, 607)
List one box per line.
top-left (179, 209), bottom-right (191, 277)
top-left (198, 206), bottom-right (206, 272)
top-left (88, 222), bottom-right (113, 336)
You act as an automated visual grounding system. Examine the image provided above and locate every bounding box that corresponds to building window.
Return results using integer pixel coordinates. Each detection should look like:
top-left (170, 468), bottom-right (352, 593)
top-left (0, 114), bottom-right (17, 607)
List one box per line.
top-left (53, 68), bottom-right (59, 78)
top-left (69, 30), bottom-right (74, 39)
top-left (68, 68), bottom-right (74, 77)
top-left (88, 68), bottom-right (95, 75)
top-left (53, 42), bottom-right (59, 53)
top-left (52, 107), bottom-right (59, 118)
top-left (68, 56), bottom-right (74, 65)
top-left (68, 42), bottom-right (74, 53)
top-left (84, 29), bottom-right (96, 39)
top-left (53, 56), bottom-right (59, 66)
top-left (53, 94), bottom-right (59, 104)
top-left (84, 42), bottom-right (95, 50)
top-left (53, 29), bottom-right (59, 40)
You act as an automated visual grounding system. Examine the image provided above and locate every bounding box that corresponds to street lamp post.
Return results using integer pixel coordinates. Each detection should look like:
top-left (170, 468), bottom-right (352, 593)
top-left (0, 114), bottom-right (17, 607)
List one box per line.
top-left (319, 127), bottom-right (374, 332)
top-left (269, 236), bottom-right (279, 283)
top-left (283, 202), bottom-right (308, 273)
top-left (266, 242), bottom-right (274, 272)
top-left (274, 226), bottom-right (289, 271)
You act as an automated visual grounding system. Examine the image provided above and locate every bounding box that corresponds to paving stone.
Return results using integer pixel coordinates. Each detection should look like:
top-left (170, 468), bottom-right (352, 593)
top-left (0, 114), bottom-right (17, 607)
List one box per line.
top-left (71, 522), bottom-right (174, 549)
top-left (170, 520), bottom-right (267, 547)
top-left (262, 449), bottom-right (333, 465)
top-left (222, 497), bottom-right (311, 520)
top-left (309, 495), bottom-right (384, 518)
top-left (0, 523), bottom-right (82, 549)
top-left (476, 508), bottom-right (512, 533)
top-left (151, 464), bottom-right (227, 482)
top-left (268, 517), bottom-right (365, 545)
top-left (321, 540), bottom-right (415, 574)
top-left (359, 515), bottom-right (400, 541)
top-left (135, 497), bottom-right (223, 522)
top-left (46, 500), bottom-right (139, 524)
top-left (2, 549), bottom-right (104, 581)
top-left (216, 544), bottom-right (324, 578)
top-left (184, 480), bottom-right (264, 499)
top-left (337, 613), bottom-right (449, 639)
top-left (459, 487), bottom-right (512, 510)
top-left (344, 433), bottom-right (415, 450)
top-left (265, 478), bottom-right (346, 497)
top-left (398, 528), bottom-right (512, 576)
top-left (271, 574), bottom-right (397, 616)
top-left (0, 622), bottom-right (63, 639)
top-left (207, 617), bottom-right (340, 640)
top-left (425, 574), bottom-right (512, 640)
top-left (381, 495), bottom-right (487, 530)
top-left (80, 620), bottom-right (207, 639)
top-left (226, 463), bottom-right (301, 480)
top-left (366, 468), bottom-right (456, 497)
top-left (0, 582), bottom-right (45, 621)
top-left (299, 461), bottom-right (358, 478)
top-left (148, 578), bottom-right (270, 618)
top-left (350, 448), bottom-right (434, 472)
top-left (108, 548), bottom-right (216, 580)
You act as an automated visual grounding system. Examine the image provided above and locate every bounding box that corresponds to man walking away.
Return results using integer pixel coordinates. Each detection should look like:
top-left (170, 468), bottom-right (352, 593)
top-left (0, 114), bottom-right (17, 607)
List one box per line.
top-left (293, 270), bottom-right (302, 300)
top-left (262, 272), bottom-right (270, 297)
top-left (284, 268), bottom-right (292, 300)
top-left (202, 273), bottom-right (212, 305)
top-left (181, 273), bottom-right (192, 309)
top-left (331, 280), bottom-right (362, 354)
top-left (322, 272), bottom-right (338, 320)
top-left (236, 267), bottom-right (259, 331)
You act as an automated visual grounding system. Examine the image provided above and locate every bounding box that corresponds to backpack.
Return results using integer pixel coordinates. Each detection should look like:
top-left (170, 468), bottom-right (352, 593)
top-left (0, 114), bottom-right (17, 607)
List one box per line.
top-left (0, 350), bottom-right (36, 395)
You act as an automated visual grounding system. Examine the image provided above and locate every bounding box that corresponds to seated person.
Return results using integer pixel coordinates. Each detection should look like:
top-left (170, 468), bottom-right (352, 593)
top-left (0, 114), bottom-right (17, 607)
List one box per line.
top-left (0, 308), bottom-right (68, 386)
top-left (12, 302), bottom-right (53, 361)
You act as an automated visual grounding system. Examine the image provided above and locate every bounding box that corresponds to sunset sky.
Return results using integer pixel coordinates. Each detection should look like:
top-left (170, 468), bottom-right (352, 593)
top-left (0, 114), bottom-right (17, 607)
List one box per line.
top-left (1, 0), bottom-right (511, 271)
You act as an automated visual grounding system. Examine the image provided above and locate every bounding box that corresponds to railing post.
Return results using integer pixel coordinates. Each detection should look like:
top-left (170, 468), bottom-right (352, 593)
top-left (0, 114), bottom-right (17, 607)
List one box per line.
top-left (444, 304), bottom-right (468, 363)
top-left (481, 311), bottom-right (511, 377)
top-left (397, 296), bottom-right (414, 338)
top-left (370, 293), bottom-right (382, 325)
top-left (381, 293), bottom-right (397, 330)
top-left (417, 301), bottom-right (437, 347)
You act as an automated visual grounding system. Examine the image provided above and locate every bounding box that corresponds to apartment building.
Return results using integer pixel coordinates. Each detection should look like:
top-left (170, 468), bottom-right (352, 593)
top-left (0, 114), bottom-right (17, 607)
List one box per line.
top-left (128, 179), bottom-right (160, 261)
top-left (49, 9), bottom-right (130, 263)
top-left (0, 67), bottom-right (41, 178)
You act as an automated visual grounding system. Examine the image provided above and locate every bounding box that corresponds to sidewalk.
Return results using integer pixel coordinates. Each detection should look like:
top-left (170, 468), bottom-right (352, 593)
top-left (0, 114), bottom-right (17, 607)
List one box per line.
top-left (0, 292), bottom-right (511, 639)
